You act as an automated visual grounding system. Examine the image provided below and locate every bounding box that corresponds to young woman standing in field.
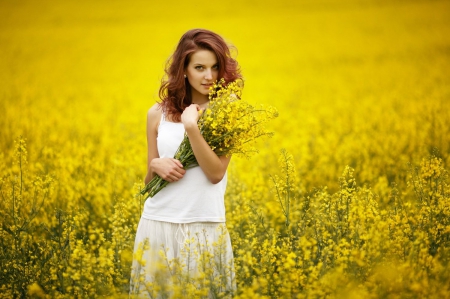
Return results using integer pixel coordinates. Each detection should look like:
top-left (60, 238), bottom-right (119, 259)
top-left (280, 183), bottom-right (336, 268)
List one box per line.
top-left (129, 29), bottom-right (241, 297)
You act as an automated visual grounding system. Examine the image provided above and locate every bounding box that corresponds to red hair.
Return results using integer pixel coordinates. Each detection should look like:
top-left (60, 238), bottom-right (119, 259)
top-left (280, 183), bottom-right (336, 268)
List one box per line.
top-left (159, 29), bottom-right (242, 122)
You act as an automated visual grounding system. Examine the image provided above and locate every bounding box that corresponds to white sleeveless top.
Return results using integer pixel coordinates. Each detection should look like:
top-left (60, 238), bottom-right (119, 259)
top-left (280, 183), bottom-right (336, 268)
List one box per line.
top-left (141, 113), bottom-right (227, 223)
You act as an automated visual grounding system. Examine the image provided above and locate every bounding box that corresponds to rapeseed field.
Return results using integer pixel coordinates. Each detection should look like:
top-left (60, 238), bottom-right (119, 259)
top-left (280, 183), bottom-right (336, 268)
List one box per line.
top-left (1, 0), bottom-right (449, 298)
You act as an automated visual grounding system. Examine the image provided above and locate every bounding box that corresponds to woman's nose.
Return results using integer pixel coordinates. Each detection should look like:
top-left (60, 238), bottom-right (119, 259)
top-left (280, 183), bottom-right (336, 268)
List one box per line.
top-left (204, 69), bottom-right (212, 80)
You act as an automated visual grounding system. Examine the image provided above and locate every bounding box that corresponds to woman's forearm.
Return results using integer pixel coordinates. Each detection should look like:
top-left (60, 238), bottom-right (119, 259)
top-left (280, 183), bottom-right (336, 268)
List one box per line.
top-left (184, 123), bottom-right (229, 184)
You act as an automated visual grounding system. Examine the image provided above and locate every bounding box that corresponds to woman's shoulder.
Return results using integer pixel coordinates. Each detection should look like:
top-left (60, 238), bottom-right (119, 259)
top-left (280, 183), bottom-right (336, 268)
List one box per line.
top-left (147, 103), bottom-right (163, 130)
top-left (147, 103), bottom-right (162, 119)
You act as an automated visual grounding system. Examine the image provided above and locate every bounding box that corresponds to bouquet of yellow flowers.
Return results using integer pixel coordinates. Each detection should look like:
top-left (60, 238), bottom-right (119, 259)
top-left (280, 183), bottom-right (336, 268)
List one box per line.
top-left (140, 78), bottom-right (278, 198)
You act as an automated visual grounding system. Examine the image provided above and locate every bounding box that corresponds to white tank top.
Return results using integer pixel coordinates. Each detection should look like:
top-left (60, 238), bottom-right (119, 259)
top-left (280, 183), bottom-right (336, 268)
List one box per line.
top-left (141, 113), bottom-right (227, 223)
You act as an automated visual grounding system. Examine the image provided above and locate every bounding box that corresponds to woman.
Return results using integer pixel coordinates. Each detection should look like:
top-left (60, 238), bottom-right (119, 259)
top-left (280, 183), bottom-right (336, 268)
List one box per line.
top-left (130, 29), bottom-right (242, 298)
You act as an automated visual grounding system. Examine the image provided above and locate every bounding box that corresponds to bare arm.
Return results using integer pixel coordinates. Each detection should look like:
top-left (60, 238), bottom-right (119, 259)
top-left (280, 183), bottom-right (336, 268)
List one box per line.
top-left (181, 104), bottom-right (231, 184)
top-left (144, 104), bottom-right (185, 185)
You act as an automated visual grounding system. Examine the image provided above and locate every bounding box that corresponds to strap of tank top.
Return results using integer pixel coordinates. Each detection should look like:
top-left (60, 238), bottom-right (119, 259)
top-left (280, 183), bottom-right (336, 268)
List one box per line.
top-left (161, 109), bottom-right (166, 122)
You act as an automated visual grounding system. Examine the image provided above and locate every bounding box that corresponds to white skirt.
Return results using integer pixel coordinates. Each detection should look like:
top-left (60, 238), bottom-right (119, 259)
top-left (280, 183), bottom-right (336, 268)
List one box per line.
top-left (129, 218), bottom-right (236, 298)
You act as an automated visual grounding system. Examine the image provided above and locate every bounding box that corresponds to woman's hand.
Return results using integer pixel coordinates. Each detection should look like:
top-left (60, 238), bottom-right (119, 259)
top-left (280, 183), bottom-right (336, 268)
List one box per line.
top-left (150, 158), bottom-right (186, 182)
top-left (181, 104), bottom-right (201, 130)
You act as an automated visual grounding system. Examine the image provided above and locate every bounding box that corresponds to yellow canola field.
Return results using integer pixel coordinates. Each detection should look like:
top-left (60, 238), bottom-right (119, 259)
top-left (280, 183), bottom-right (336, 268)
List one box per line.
top-left (1, 0), bottom-right (450, 298)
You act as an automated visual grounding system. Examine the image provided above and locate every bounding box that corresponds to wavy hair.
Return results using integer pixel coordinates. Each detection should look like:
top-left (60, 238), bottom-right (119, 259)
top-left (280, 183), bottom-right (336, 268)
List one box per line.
top-left (159, 29), bottom-right (242, 122)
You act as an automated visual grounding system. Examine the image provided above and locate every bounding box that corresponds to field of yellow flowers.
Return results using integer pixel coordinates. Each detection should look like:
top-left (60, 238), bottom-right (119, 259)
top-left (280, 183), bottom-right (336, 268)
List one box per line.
top-left (1, 0), bottom-right (450, 298)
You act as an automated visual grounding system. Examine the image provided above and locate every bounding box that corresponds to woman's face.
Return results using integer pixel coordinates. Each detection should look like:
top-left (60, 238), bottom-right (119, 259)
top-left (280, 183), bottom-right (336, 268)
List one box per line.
top-left (185, 49), bottom-right (219, 101)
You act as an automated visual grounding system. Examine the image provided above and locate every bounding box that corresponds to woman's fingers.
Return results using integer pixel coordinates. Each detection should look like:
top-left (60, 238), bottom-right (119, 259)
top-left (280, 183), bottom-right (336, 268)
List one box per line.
top-left (158, 159), bottom-right (185, 181)
top-left (171, 158), bottom-right (185, 170)
top-left (181, 104), bottom-right (201, 127)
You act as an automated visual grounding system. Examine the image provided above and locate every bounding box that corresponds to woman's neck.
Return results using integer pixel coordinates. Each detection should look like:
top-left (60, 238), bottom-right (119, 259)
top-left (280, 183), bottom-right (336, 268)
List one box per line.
top-left (191, 94), bottom-right (209, 109)
top-left (193, 100), bottom-right (209, 110)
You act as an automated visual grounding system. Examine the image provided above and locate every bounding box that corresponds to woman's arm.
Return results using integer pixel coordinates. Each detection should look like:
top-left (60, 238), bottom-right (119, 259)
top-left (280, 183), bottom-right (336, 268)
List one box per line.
top-left (144, 104), bottom-right (186, 185)
top-left (181, 104), bottom-right (231, 184)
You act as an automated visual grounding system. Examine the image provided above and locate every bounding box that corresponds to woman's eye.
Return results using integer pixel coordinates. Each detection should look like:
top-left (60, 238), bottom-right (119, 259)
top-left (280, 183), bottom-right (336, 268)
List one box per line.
top-left (195, 66), bottom-right (203, 70)
top-left (213, 65), bottom-right (219, 70)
